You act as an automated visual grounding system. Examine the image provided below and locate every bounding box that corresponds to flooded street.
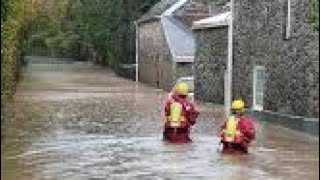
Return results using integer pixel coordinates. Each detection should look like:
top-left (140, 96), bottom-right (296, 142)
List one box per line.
top-left (1, 57), bottom-right (319, 180)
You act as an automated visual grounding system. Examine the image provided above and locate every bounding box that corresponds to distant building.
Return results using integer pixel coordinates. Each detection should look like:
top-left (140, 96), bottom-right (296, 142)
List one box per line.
top-left (137, 0), bottom-right (211, 90)
top-left (193, 0), bottom-right (319, 118)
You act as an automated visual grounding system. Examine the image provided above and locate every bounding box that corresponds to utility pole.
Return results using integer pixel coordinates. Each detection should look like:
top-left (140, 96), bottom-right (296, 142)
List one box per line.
top-left (225, 0), bottom-right (234, 117)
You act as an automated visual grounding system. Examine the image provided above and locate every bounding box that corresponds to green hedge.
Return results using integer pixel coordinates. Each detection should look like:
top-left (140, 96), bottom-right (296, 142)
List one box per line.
top-left (1, 0), bottom-right (36, 107)
top-left (311, 0), bottom-right (319, 31)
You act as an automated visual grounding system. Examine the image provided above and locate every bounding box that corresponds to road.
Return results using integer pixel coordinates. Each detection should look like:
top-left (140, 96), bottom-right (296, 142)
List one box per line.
top-left (1, 57), bottom-right (319, 180)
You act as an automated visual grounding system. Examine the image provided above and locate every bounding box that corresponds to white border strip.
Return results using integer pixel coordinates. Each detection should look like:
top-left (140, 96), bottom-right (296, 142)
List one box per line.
top-left (173, 55), bottom-right (194, 62)
top-left (193, 11), bottom-right (231, 29)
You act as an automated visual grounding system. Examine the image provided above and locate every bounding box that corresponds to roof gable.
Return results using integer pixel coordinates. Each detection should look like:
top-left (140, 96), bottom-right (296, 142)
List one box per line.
top-left (138, 0), bottom-right (199, 62)
top-left (162, 16), bottom-right (195, 62)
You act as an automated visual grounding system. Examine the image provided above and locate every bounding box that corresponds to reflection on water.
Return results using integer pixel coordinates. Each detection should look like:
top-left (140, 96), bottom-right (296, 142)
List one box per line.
top-left (1, 58), bottom-right (319, 180)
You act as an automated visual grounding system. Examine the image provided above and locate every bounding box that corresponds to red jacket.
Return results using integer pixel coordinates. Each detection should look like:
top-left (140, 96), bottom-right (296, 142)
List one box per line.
top-left (164, 95), bottom-right (199, 127)
top-left (221, 115), bottom-right (256, 143)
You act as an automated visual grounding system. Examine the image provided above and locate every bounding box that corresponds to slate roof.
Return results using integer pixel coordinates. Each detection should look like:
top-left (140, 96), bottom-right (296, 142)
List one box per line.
top-left (161, 16), bottom-right (195, 61)
top-left (138, 0), bottom-right (195, 62)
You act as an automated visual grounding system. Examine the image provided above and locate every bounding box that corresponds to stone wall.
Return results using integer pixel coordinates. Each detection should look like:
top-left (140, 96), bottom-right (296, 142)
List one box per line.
top-left (139, 20), bottom-right (164, 87)
top-left (176, 62), bottom-right (194, 79)
top-left (138, 0), bottom-right (234, 92)
top-left (194, 0), bottom-right (319, 118)
top-left (210, 0), bottom-right (230, 15)
top-left (233, 0), bottom-right (319, 117)
top-left (159, 60), bottom-right (175, 91)
top-left (194, 26), bottom-right (228, 104)
top-left (138, 20), bottom-right (174, 90)
top-left (174, 0), bottom-right (211, 27)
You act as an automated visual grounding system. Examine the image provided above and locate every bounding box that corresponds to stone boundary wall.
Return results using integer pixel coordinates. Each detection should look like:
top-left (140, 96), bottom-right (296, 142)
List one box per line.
top-left (249, 110), bottom-right (319, 136)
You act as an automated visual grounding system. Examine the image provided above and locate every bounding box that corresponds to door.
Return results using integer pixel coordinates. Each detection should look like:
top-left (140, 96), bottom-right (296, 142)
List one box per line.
top-left (253, 66), bottom-right (265, 111)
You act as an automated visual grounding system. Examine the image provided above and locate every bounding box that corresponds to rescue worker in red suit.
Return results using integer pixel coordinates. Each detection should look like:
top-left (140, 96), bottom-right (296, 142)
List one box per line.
top-left (163, 83), bottom-right (199, 143)
top-left (220, 99), bottom-right (256, 153)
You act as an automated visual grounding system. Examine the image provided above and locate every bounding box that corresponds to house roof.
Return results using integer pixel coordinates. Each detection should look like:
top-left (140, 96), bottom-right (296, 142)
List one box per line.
top-left (162, 16), bottom-right (195, 62)
top-left (138, 0), bottom-right (178, 23)
top-left (138, 0), bottom-right (196, 62)
top-left (193, 11), bottom-right (231, 29)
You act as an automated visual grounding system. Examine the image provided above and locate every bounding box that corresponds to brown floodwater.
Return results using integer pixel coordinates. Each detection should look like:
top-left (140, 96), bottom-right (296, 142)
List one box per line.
top-left (1, 57), bottom-right (319, 180)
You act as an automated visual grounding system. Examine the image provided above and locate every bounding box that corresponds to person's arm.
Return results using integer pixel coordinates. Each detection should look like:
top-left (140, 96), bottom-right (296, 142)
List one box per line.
top-left (247, 121), bottom-right (256, 140)
top-left (239, 118), bottom-right (256, 141)
top-left (185, 102), bottom-right (199, 125)
top-left (220, 121), bottom-right (226, 129)
top-left (190, 104), bottom-right (199, 119)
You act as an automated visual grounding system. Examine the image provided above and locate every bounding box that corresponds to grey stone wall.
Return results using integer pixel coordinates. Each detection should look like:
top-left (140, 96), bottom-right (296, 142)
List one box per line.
top-left (174, 0), bottom-right (211, 26)
top-left (194, 27), bottom-right (228, 104)
top-left (159, 60), bottom-right (175, 91)
top-left (138, 20), bottom-right (174, 90)
top-left (210, 0), bottom-right (230, 15)
top-left (306, 34), bottom-right (319, 117)
top-left (194, 0), bottom-right (319, 118)
top-left (139, 21), bottom-right (171, 88)
top-left (233, 0), bottom-right (319, 117)
top-left (176, 62), bottom-right (194, 79)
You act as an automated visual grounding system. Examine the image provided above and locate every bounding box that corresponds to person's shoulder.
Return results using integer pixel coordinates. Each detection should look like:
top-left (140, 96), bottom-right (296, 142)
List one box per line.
top-left (242, 115), bottom-right (257, 127)
top-left (239, 115), bottom-right (255, 123)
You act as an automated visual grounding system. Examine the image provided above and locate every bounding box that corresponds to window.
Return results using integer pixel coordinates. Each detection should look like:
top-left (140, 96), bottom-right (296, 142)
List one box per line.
top-left (253, 66), bottom-right (266, 111)
top-left (285, 0), bottom-right (291, 39)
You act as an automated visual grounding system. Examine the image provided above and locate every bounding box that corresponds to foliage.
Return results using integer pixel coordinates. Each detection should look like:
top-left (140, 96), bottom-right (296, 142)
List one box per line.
top-left (1, 0), bottom-right (160, 107)
top-left (310, 0), bottom-right (319, 31)
top-left (1, 0), bottom-right (41, 107)
top-left (64, 0), bottom-right (160, 67)
top-left (21, 0), bottom-right (160, 64)
top-left (25, 0), bottom-right (79, 57)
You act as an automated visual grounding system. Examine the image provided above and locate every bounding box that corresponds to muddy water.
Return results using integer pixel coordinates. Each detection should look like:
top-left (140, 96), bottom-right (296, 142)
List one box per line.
top-left (1, 57), bottom-right (319, 180)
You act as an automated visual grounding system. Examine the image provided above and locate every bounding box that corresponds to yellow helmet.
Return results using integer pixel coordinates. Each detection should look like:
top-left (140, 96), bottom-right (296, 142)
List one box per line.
top-left (174, 82), bottom-right (188, 96)
top-left (231, 99), bottom-right (245, 112)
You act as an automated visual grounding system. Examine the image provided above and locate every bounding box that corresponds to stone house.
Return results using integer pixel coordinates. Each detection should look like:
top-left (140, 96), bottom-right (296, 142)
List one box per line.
top-left (136, 0), bottom-right (211, 90)
top-left (193, 0), bottom-right (319, 118)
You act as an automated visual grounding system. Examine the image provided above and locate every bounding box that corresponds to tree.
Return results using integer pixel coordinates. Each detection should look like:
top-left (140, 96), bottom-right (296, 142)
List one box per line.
top-left (63, 0), bottom-right (161, 67)
top-left (1, 0), bottom-right (161, 107)
top-left (1, 0), bottom-right (44, 107)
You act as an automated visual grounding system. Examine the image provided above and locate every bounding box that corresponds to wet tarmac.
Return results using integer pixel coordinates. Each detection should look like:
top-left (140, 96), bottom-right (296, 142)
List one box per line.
top-left (1, 57), bottom-right (319, 180)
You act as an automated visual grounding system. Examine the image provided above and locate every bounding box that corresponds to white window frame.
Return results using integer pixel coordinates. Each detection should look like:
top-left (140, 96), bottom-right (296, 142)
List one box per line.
top-left (253, 66), bottom-right (266, 111)
top-left (285, 0), bottom-right (291, 39)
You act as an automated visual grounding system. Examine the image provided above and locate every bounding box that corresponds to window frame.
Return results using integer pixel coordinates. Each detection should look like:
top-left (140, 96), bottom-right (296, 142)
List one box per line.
top-left (253, 65), bottom-right (266, 111)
